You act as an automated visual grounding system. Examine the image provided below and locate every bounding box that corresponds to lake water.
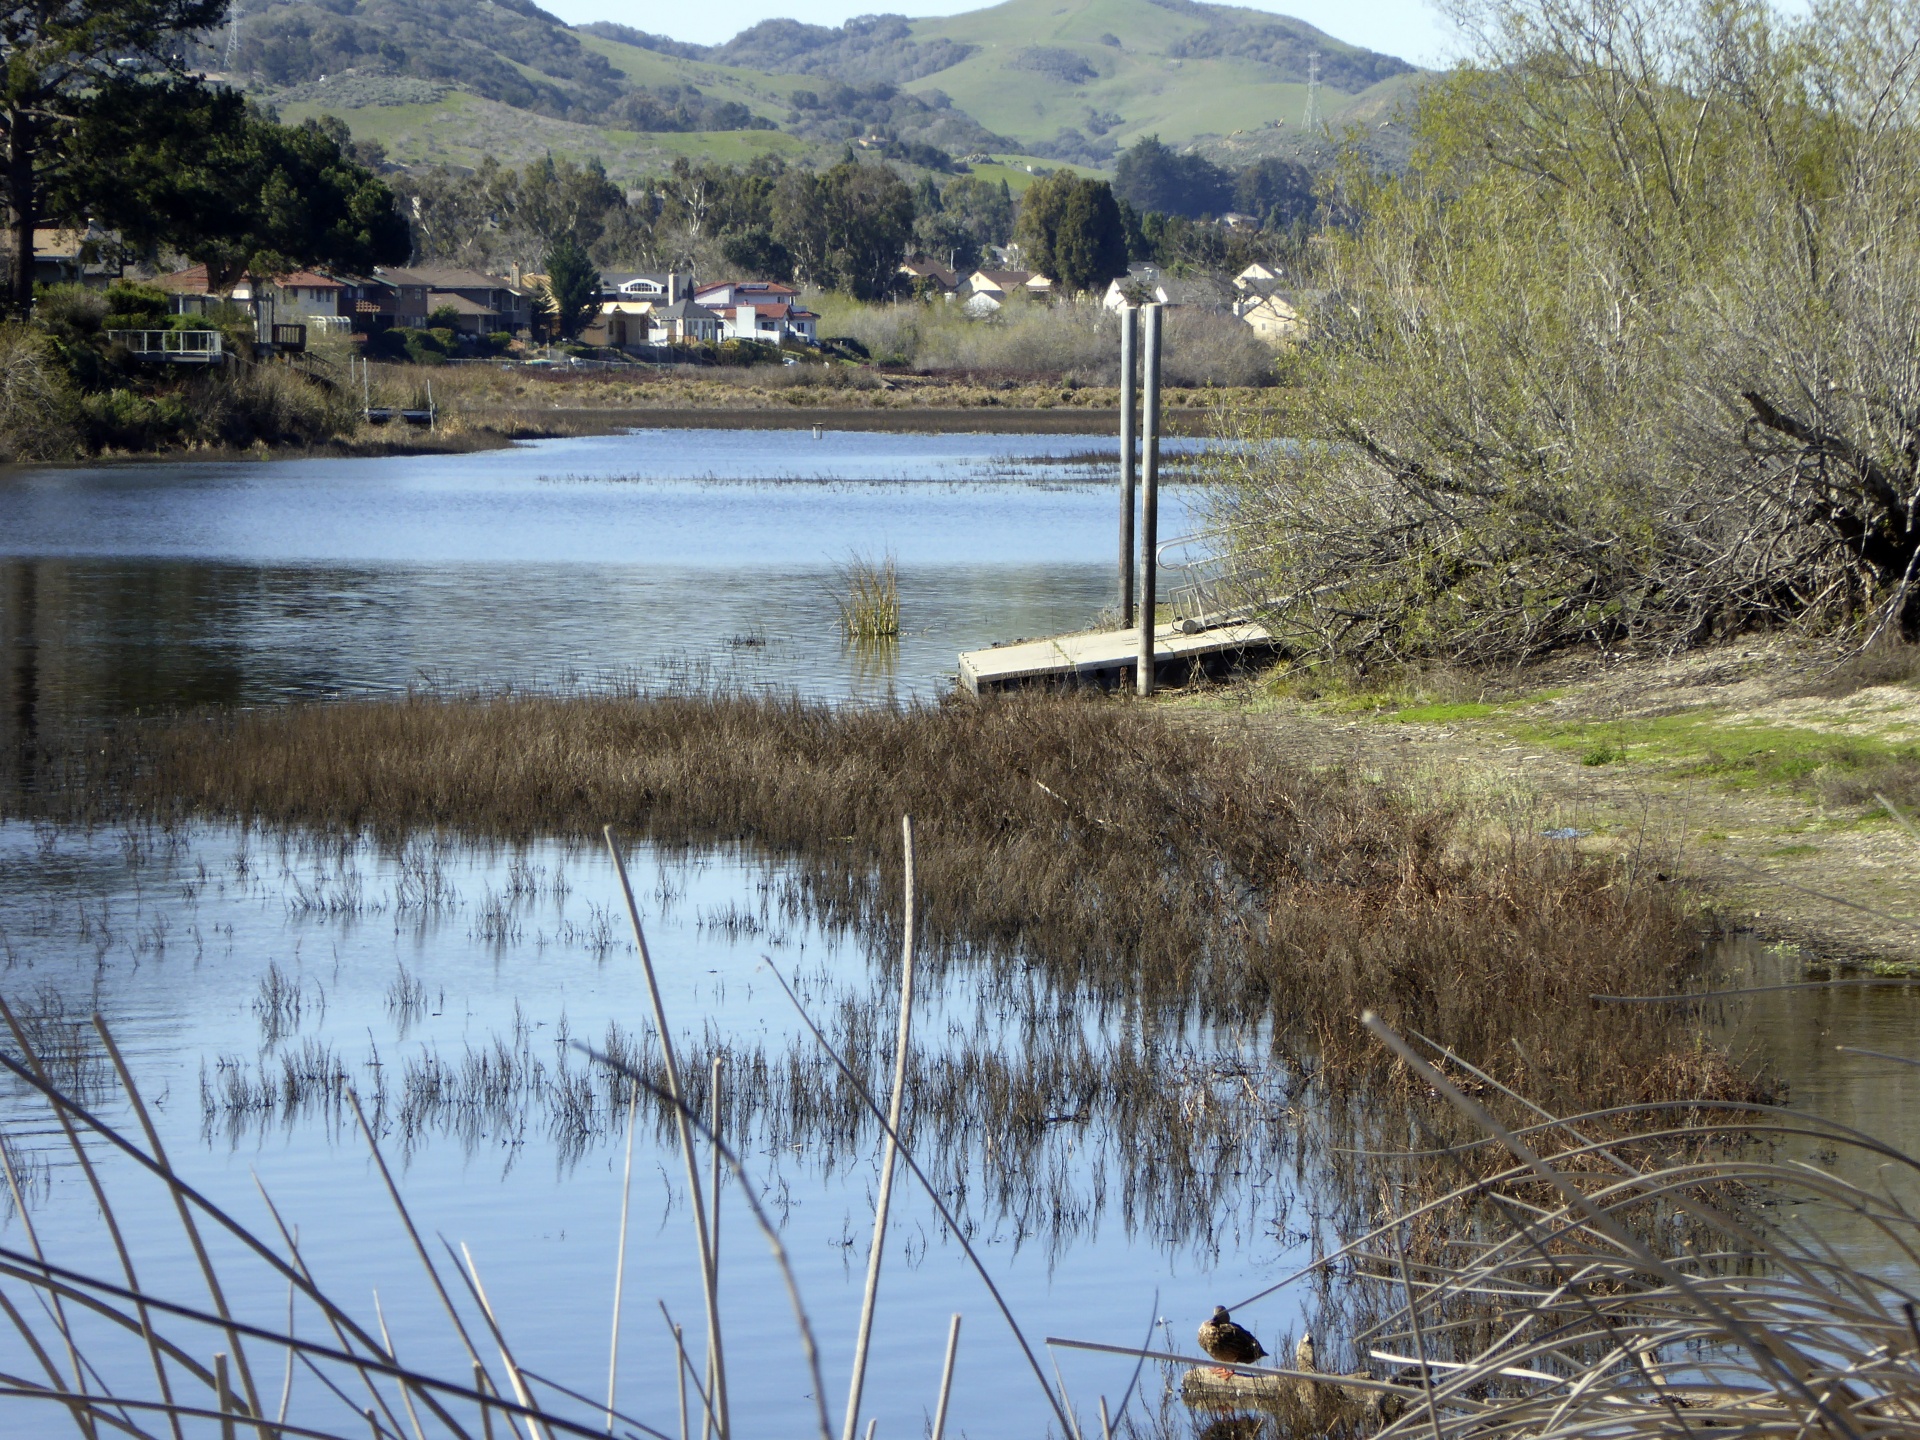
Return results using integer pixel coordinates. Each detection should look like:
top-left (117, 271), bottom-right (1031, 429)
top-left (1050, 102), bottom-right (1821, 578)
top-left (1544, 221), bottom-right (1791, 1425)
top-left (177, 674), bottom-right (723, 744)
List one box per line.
top-left (0, 431), bottom-right (1914, 1440)
top-left (0, 429), bottom-right (1205, 729)
top-left (0, 430), bottom-right (1258, 1440)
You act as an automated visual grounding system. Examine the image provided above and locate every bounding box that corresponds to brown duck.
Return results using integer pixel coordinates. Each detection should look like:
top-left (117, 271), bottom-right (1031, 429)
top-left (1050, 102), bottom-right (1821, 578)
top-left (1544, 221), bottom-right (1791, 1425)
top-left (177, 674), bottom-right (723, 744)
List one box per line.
top-left (1197, 1306), bottom-right (1267, 1373)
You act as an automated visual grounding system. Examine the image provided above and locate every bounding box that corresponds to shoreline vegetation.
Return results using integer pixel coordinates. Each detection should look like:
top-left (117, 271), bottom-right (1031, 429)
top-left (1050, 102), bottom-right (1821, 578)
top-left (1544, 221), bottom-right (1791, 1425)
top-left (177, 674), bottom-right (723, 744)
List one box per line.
top-left (2, 285), bottom-right (1278, 463)
top-left (0, 358), bottom-right (1259, 463)
top-left (29, 687), bottom-right (1763, 1113)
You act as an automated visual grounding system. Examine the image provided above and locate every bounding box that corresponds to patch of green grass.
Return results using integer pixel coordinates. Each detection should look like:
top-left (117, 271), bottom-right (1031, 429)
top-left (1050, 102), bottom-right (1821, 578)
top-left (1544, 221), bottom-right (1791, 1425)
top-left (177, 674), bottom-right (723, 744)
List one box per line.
top-left (1512, 709), bottom-right (1920, 796)
top-left (1766, 844), bottom-right (1820, 858)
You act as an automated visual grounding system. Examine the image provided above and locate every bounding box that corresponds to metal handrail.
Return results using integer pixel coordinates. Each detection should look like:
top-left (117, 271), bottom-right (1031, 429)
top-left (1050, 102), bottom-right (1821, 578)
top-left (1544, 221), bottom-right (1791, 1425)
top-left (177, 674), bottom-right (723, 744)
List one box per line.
top-left (1156, 528), bottom-right (1283, 631)
top-left (106, 329), bottom-right (224, 362)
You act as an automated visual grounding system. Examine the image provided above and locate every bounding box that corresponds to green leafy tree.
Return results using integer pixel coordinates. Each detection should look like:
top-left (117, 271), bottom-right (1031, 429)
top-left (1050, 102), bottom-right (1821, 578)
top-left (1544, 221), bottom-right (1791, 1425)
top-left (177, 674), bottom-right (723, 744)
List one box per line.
top-left (720, 228), bottom-right (794, 282)
top-left (911, 174), bottom-right (1013, 271)
top-left (1, 0), bottom-right (229, 312)
top-left (512, 154), bottom-right (624, 254)
top-left (772, 159), bottom-right (913, 298)
top-left (57, 82), bottom-right (409, 292)
top-left (1112, 137), bottom-right (1233, 218)
top-left (1050, 180), bottom-right (1129, 296)
top-left (1017, 173), bottom-right (1127, 294)
top-left (1235, 157), bottom-right (1316, 229)
top-left (542, 238), bottom-right (600, 340)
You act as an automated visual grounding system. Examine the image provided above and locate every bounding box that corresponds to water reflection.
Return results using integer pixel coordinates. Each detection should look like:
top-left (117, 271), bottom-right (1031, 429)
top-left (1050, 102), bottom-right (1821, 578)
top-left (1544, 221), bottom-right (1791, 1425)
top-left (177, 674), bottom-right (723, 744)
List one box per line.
top-left (0, 431), bottom-right (1203, 728)
top-left (0, 817), bottom-right (1315, 1438)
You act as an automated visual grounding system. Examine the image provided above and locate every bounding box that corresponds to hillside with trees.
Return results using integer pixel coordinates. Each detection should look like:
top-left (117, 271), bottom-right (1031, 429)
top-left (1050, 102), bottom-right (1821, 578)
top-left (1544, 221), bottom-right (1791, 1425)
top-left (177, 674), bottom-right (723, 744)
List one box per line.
top-left (218, 0), bottom-right (1420, 181)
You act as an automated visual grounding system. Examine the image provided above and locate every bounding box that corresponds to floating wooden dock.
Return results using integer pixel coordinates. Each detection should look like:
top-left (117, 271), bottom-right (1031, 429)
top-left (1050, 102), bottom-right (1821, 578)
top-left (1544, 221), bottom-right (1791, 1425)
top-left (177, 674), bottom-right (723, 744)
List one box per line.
top-left (958, 620), bottom-right (1276, 694)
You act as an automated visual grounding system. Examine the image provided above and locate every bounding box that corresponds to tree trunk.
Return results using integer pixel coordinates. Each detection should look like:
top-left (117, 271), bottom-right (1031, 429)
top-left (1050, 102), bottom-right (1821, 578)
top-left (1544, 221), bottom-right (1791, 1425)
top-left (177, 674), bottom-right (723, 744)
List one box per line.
top-left (5, 110), bottom-right (37, 317)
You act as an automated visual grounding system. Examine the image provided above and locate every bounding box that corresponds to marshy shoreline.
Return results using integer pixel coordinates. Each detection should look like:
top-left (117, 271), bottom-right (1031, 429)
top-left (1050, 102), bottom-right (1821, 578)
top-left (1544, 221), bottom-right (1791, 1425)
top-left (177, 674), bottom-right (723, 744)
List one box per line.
top-left (23, 685), bottom-right (1762, 1114)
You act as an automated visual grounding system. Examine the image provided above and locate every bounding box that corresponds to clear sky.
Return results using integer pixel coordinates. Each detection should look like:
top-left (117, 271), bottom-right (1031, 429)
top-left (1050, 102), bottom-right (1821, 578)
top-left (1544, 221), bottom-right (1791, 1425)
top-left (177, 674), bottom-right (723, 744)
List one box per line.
top-left (546, 0), bottom-right (1464, 69)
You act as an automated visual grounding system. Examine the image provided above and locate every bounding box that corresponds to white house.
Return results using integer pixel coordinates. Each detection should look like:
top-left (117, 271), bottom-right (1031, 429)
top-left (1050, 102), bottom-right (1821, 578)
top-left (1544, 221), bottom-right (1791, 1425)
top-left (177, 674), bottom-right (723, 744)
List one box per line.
top-left (1235, 289), bottom-right (1308, 344)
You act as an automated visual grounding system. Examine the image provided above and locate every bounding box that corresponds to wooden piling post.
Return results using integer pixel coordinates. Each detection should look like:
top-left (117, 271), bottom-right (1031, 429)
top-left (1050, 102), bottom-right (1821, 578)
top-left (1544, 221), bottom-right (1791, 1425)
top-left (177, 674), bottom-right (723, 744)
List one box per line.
top-left (1118, 305), bottom-right (1139, 625)
top-left (1136, 303), bottom-right (1163, 697)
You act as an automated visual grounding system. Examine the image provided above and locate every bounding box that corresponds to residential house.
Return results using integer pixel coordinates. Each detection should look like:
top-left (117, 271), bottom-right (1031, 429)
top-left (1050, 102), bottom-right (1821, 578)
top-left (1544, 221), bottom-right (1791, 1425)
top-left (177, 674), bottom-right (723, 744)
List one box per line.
top-left (650, 294), bottom-right (726, 344)
top-left (694, 280), bottom-right (818, 346)
top-left (375, 267), bottom-right (531, 334)
top-left (715, 298), bottom-right (818, 345)
top-left (1234, 262), bottom-right (1284, 290)
top-left (967, 268), bottom-right (1051, 301)
top-left (1235, 288), bottom-right (1308, 344)
top-left (330, 272), bottom-right (401, 334)
top-left (26, 228), bottom-right (121, 288)
top-left (268, 271), bottom-right (349, 330)
top-left (694, 279), bottom-right (796, 309)
top-left (150, 266), bottom-right (308, 350)
top-left (898, 260), bottom-right (961, 298)
top-left (582, 301), bottom-right (653, 349)
top-left (1156, 275), bottom-right (1234, 310)
top-left (1100, 267), bottom-right (1233, 312)
top-left (1101, 263), bottom-right (1165, 311)
top-left (603, 272), bottom-right (674, 300)
top-left (963, 267), bottom-right (1052, 317)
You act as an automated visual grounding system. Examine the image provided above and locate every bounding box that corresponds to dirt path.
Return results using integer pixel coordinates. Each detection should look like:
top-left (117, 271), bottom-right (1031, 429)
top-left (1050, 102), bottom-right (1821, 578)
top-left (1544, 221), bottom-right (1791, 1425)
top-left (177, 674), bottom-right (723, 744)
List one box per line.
top-left (1163, 640), bottom-right (1920, 968)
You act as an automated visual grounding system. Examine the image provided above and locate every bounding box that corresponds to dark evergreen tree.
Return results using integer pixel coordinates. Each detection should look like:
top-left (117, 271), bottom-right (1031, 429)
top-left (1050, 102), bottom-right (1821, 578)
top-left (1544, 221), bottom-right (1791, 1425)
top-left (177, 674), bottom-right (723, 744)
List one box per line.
top-left (1112, 136), bottom-right (1234, 218)
top-left (2, 0), bottom-right (230, 311)
top-left (58, 82), bottom-right (410, 292)
top-left (1051, 180), bottom-right (1129, 296)
top-left (542, 238), bottom-right (601, 340)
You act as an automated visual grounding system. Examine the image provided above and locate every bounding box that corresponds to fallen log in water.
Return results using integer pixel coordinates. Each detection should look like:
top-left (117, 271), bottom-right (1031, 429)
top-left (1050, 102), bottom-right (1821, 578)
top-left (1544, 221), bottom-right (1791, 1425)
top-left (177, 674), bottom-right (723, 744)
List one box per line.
top-left (1179, 1364), bottom-right (1408, 1426)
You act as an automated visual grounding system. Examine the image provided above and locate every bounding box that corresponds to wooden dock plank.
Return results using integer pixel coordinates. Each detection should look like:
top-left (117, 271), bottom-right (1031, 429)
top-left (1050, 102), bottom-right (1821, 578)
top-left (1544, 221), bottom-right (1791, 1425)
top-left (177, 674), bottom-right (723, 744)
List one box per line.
top-left (959, 621), bottom-right (1275, 694)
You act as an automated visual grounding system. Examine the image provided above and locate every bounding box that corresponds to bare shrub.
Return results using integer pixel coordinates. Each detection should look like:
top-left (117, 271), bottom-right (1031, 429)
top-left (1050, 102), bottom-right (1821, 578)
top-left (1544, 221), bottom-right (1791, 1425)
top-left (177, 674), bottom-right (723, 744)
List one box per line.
top-left (1215, 0), bottom-right (1920, 665)
top-left (0, 322), bottom-right (79, 461)
top-left (1156, 305), bottom-right (1276, 388)
top-left (809, 294), bottom-right (1276, 385)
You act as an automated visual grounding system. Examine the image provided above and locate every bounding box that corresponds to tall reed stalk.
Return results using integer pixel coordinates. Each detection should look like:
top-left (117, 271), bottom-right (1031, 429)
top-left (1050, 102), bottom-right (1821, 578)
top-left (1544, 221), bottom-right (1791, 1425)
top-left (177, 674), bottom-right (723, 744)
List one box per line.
top-left (833, 554), bottom-right (899, 641)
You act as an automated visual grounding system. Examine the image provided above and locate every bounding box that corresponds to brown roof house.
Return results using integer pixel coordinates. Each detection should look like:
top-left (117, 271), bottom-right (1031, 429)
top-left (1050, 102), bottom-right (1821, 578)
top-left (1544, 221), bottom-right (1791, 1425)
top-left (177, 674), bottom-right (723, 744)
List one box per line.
top-left (898, 259), bottom-right (961, 298)
top-left (376, 267), bottom-right (531, 334)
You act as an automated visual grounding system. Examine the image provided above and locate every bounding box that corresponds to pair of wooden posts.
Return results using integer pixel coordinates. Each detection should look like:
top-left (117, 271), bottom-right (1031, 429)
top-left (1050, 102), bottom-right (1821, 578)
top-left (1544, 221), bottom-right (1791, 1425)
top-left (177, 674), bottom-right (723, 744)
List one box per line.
top-left (1117, 304), bottom-right (1164, 696)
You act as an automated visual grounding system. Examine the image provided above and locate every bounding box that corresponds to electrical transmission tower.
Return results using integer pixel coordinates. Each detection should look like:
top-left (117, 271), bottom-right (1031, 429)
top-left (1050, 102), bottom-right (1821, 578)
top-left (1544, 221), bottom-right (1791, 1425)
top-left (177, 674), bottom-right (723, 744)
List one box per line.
top-left (1301, 51), bottom-right (1321, 132)
top-left (224, 8), bottom-right (239, 72)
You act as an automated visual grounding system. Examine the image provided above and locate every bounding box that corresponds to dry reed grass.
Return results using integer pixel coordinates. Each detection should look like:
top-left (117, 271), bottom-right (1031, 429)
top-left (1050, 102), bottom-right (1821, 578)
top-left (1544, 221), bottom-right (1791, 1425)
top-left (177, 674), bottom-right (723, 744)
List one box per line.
top-left (1061, 1015), bottom-right (1920, 1440)
top-left (55, 690), bottom-right (1758, 1108)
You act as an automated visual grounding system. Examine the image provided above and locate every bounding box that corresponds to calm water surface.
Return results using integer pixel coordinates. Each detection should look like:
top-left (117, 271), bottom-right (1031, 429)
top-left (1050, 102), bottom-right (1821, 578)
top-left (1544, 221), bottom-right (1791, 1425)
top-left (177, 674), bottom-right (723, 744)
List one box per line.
top-left (0, 429), bottom-right (1206, 724)
top-left (0, 432), bottom-right (1914, 1438)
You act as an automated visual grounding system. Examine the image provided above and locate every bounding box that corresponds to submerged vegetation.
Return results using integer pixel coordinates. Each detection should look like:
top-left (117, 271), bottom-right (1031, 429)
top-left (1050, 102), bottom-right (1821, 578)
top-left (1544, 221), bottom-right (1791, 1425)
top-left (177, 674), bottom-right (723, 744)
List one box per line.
top-left (37, 688), bottom-right (1758, 1111)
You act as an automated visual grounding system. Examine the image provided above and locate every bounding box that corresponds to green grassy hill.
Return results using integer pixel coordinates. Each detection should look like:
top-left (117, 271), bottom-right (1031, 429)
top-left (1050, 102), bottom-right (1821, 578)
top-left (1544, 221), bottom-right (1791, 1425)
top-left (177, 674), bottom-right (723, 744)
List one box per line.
top-left (903, 0), bottom-right (1404, 151)
top-left (272, 86), bottom-right (807, 179)
top-left (236, 0), bottom-right (1422, 179)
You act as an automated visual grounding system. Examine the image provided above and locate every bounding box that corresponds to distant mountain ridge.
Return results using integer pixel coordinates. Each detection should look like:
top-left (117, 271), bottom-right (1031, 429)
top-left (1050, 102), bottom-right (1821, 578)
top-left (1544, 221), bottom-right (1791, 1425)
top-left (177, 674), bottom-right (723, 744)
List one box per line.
top-left (234, 0), bottom-right (1423, 179)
